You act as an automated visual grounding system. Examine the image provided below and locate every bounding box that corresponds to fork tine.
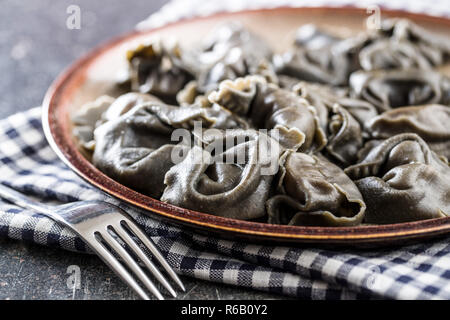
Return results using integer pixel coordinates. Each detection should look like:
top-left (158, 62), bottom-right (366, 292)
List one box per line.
top-left (122, 220), bottom-right (186, 292)
top-left (101, 228), bottom-right (165, 300)
top-left (88, 235), bottom-right (150, 300)
top-left (113, 222), bottom-right (177, 298)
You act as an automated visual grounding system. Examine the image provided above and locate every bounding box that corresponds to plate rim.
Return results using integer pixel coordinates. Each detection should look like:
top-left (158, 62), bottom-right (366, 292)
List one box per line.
top-left (42, 6), bottom-right (450, 244)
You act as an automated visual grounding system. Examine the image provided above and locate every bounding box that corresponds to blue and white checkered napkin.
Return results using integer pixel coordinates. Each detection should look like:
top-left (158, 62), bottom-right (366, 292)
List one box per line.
top-left (2, 0), bottom-right (450, 300)
top-left (1, 107), bottom-right (450, 300)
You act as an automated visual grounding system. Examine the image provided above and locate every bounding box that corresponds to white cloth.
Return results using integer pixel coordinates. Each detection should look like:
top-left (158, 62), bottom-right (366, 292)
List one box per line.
top-left (137, 0), bottom-right (450, 30)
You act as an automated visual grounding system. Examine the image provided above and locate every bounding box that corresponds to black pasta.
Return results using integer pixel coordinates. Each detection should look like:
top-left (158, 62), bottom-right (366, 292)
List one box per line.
top-left (267, 151), bottom-right (366, 226)
top-left (126, 41), bottom-right (194, 102)
top-left (358, 18), bottom-right (450, 71)
top-left (367, 104), bottom-right (450, 160)
top-left (349, 69), bottom-right (448, 112)
top-left (209, 76), bottom-right (326, 153)
top-left (345, 134), bottom-right (450, 224)
top-left (92, 95), bottom-right (248, 198)
top-left (379, 18), bottom-right (450, 58)
top-left (184, 22), bottom-right (277, 94)
top-left (161, 129), bottom-right (282, 220)
top-left (72, 18), bottom-right (450, 227)
top-left (273, 24), bottom-right (370, 86)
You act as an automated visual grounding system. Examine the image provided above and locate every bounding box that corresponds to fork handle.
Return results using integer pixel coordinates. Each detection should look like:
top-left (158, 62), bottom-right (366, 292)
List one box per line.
top-left (0, 183), bottom-right (54, 216)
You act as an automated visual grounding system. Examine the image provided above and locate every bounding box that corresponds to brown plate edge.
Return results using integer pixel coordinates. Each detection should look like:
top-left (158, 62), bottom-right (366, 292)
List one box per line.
top-left (42, 6), bottom-right (450, 246)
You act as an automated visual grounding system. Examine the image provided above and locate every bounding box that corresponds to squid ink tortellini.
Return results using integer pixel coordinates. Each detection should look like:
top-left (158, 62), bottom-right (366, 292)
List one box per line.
top-left (161, 130), bottom-right (282, 220)
top-left (325, 105), bottom-right (364, 167)
top-left (184, 22), bottom-right (277, 93)
top-left (92, 97), bottom-right (247, 198)
top-left (267, 151), bottom-right (366, 226)
top-left (72, 92), bottom-right (166, 151)
top-left (345, 134), bottom-right (450, 224)
top-left (293, 82), bottom-right (378, 165)
top-left (80, 18), bottom-right (450, 227)
top-left (101, 92), bottom-right (163, 122)
top-left (295, 81), bottom-right (379, 133)
top-left (358, 18), bottom-right (450, 71)
top-left (126, 41), bottom-right (194, 102)
top-left (273, 25), bottom-right (369, 86)
top-left (359, 39), bottom-right (444, 71)
top-left (367, 104), bottom-right (450, 160)
top-left (378, 18), bottom-right (450, 59)
top-left (209, 76), bottom-right (326, 153)
top-left (72, 95), bottom-right (115, 151)
top-left (349, 69), bottom-right (448, 112)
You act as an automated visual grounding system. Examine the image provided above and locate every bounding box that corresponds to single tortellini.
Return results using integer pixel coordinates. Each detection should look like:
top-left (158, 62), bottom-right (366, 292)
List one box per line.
top-left (161, 129), bottom-right (282, 220)
top-left (126, 40), bottom-right (194, 102)
top-left (345, 133), bottom-right (450, 224)
top-left (183, 22), bottom-right (277, 93)
top-left (266, 151), bottom-right (366, 226)
top-left (325, 105), bottom-right (364, 167)
top-left (358, 18), bottom-right (450, 71)
top-left (209, 76), bottom-right (326, 153)
top-left (349, 69), bottom-right (447, 112)
top-left (367, 104), bottom-right (450, 160)
top-left (359, 39), bottom-right (443, 71)
top-left (72, 95), bottom-right (115, 151)
top-left (92, 98), bottom-right (247, 198)
top-left (379, 18), bottom-right (450, 58)
top-left (294, 81), bottom-right (379, 126)
top-left (273, 25), bottom-right (370, 86)
top-left (85, 17), bottom-right (450, 227)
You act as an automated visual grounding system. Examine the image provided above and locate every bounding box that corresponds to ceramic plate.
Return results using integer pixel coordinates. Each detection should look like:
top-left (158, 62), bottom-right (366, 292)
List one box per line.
top-left (42, 7), bottom-right (450, 247)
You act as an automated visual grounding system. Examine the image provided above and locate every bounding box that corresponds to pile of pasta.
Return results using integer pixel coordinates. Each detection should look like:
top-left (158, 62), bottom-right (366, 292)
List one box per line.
top-left (73, 19), bottom-right (450, 226)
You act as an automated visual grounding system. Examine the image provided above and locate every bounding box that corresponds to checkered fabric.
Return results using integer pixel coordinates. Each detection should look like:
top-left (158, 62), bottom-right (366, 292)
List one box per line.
top-left (2, 0), bottom-right (450, 299)
top-left (1, 108), bottom-right (450, 300)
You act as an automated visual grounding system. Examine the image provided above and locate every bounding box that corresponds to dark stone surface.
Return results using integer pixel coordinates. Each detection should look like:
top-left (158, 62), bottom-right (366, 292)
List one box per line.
top-left (0, 237), bottom-right (283, 300)
top-left (0, 0), bottom-right (284, 300)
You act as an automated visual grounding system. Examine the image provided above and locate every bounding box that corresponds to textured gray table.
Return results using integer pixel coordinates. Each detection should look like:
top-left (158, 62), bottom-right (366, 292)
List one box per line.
top-left (0, 0), bottom-right (282, 300)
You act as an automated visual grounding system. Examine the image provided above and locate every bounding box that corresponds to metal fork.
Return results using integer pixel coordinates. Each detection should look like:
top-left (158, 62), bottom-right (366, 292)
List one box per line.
top-left (0, 183), bottom-right (185, 300)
